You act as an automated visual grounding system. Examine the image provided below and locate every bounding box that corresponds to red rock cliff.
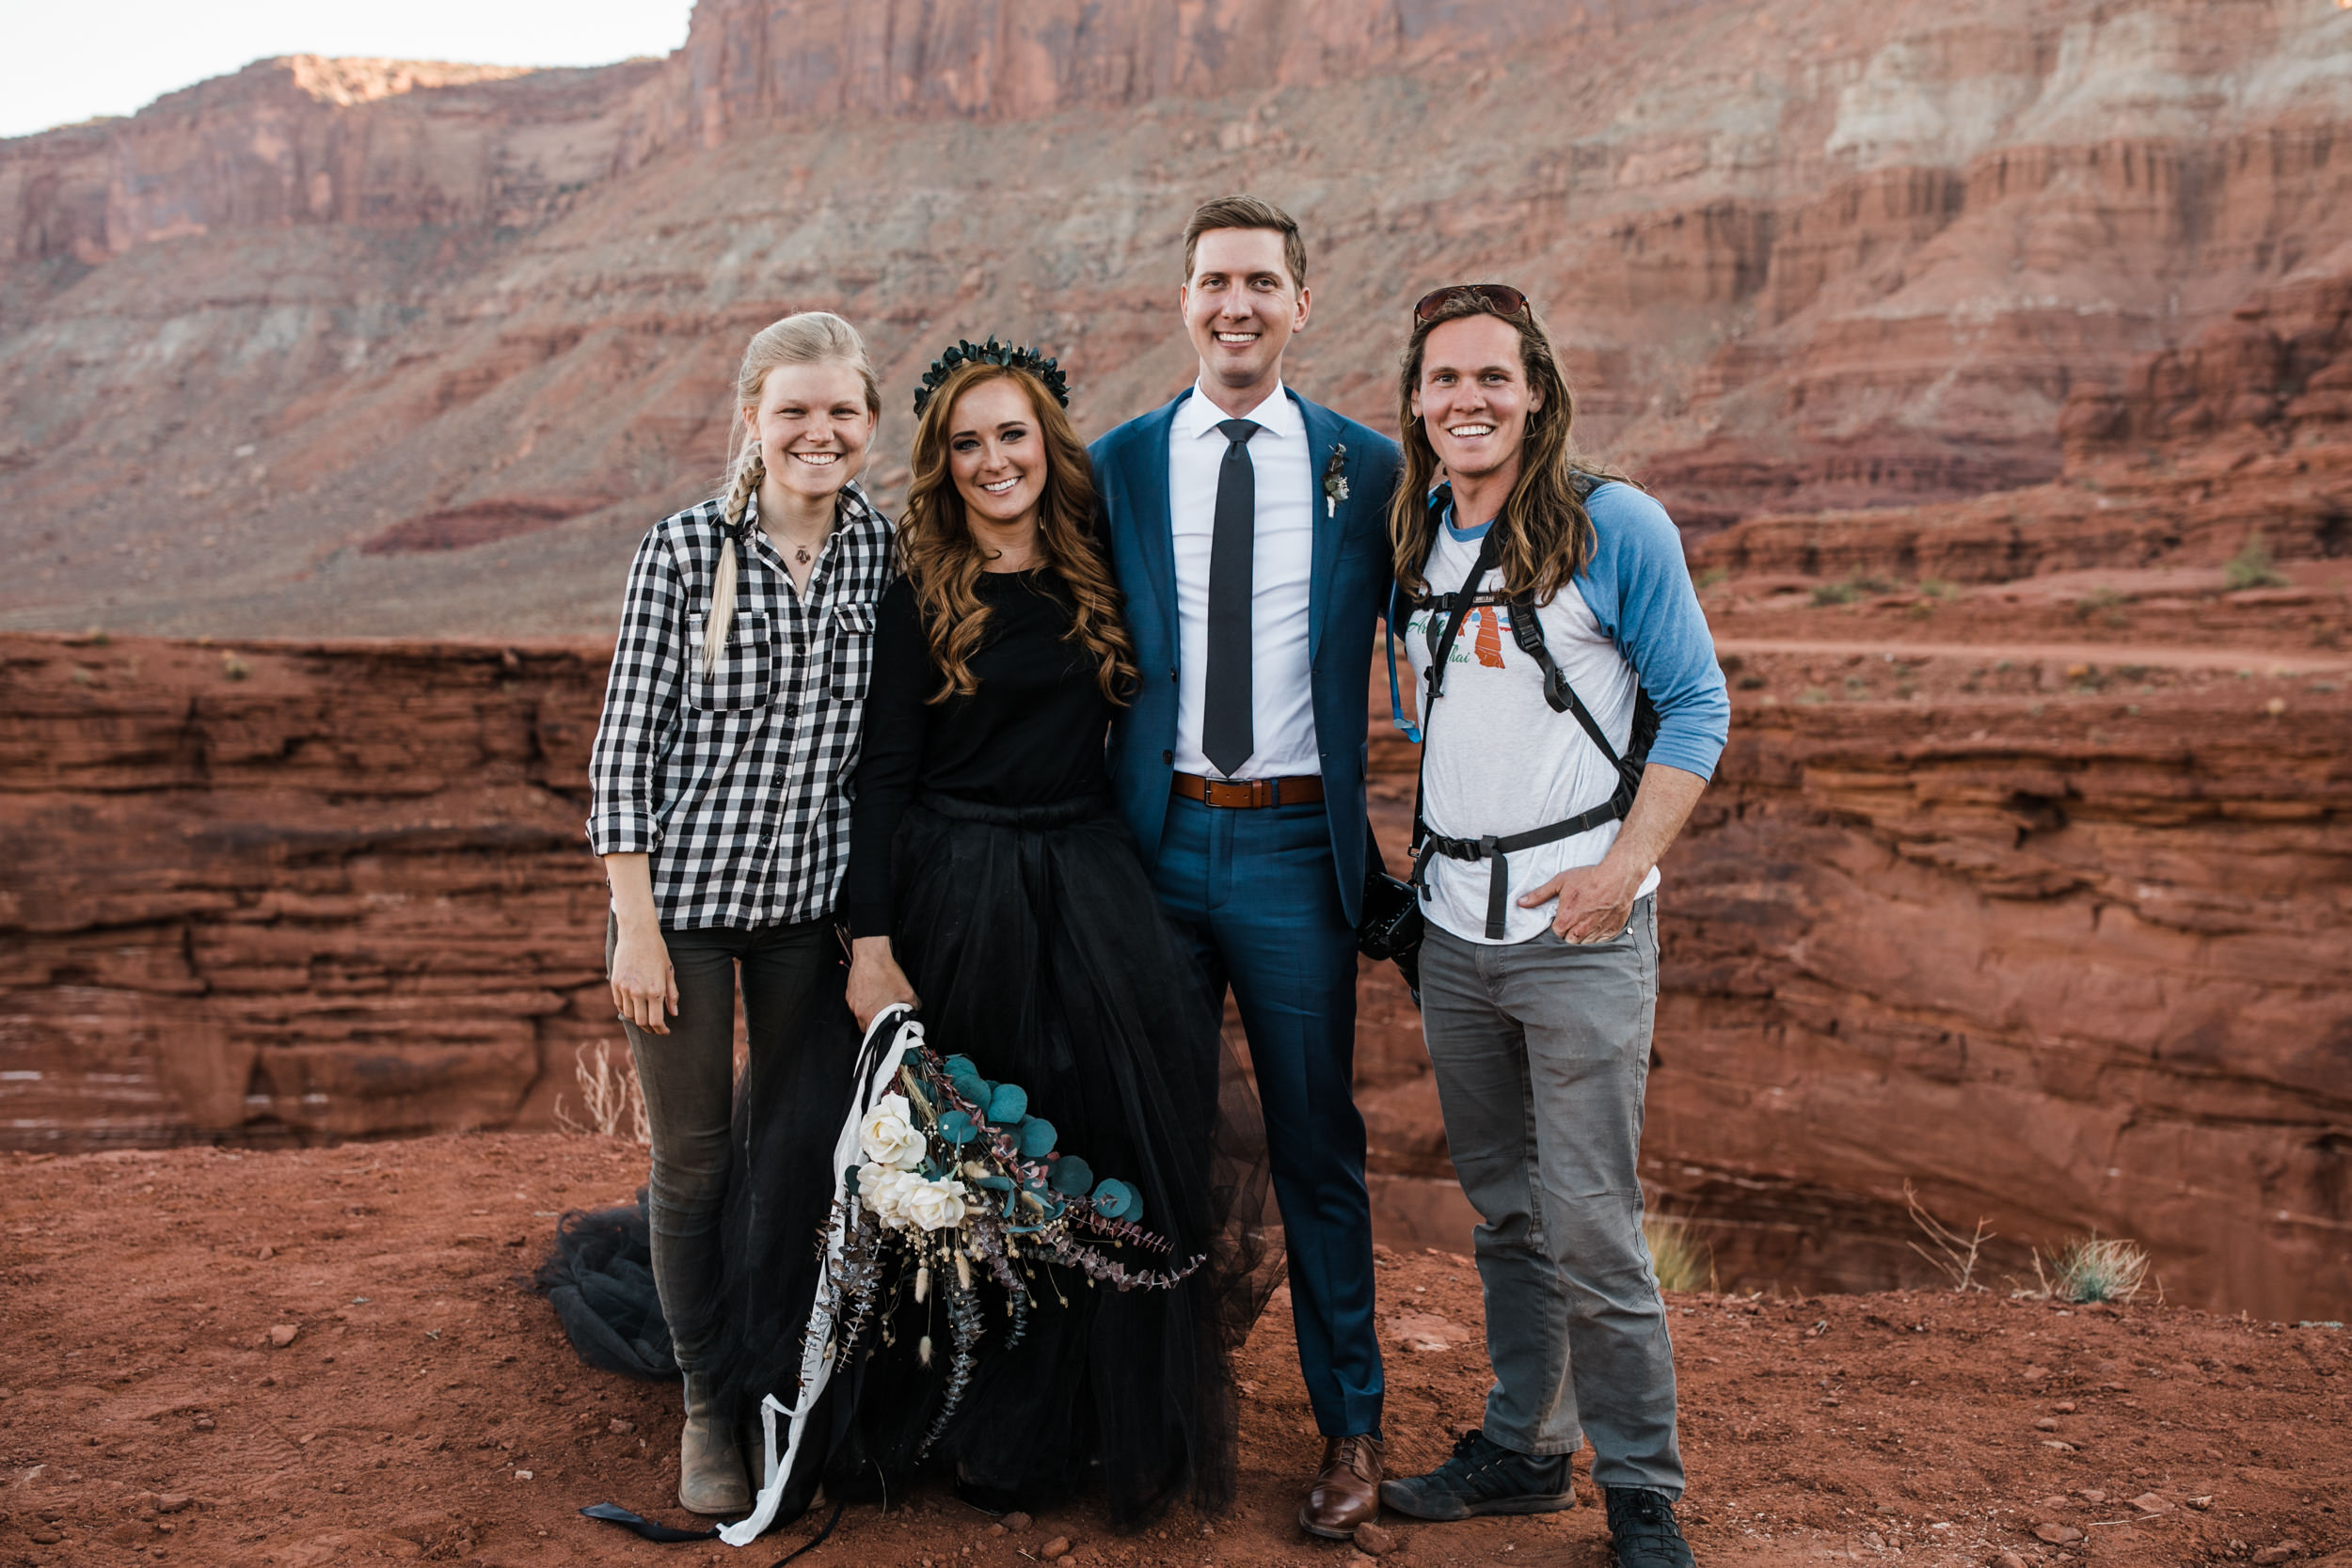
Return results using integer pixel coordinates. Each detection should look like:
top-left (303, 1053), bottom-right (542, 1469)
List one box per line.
top-left (7, 626), bottom-right (2346, 1322)
top-left (3, 0), bottom-right (2349, 637)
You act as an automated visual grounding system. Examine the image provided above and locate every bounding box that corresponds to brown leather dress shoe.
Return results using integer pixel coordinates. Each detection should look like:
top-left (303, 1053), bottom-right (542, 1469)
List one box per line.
top-left (1299, 1433), bottom-right (1384, 1539)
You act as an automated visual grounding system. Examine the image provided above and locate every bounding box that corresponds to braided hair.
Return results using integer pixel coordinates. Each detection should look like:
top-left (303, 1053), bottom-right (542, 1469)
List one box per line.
top-left (704, 312), bottom-right (881, 673)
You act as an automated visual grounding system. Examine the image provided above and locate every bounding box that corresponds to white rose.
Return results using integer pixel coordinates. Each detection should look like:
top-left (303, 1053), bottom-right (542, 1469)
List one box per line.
top-left (902, 1177), bottom-right (969, 1233)
top-left (858, 1094), bottom-right (927, 1171)
top-left (857, 1163), bottom-right (918, 1227)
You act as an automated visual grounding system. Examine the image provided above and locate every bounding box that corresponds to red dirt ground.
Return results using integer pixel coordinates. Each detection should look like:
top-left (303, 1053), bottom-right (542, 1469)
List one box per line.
top-left (3, 1136), bottom-right (2345, 1568)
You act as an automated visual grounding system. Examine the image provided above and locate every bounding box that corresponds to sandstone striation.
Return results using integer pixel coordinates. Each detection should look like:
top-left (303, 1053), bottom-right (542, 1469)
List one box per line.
top-left (0, 634), bottom-right (614, 1146)
top-left (3, 0), bottom-right (2350, 635)
top-left (7, 624), bottom-right (2346, 1321)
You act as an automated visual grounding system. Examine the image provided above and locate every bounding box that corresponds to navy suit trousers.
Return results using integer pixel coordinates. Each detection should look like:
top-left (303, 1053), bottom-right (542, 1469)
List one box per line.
top-left (1152, 793), bottom-right (1385, 1438)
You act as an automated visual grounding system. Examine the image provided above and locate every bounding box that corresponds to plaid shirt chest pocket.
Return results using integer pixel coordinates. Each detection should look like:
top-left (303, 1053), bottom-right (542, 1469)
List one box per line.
top-left (684, 607), bottom-right (777, 712)
top-left (828, 601), bottom-right (877, 702)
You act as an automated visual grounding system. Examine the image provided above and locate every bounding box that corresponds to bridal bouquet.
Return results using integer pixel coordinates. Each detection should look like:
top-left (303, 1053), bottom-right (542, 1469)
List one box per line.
top-left (828, 1044), bottom-right (1199, 1450)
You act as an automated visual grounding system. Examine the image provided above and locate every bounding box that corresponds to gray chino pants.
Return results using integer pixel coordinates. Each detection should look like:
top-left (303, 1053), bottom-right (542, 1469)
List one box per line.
top-left (1418, 895), bottom-right (1684, 1497)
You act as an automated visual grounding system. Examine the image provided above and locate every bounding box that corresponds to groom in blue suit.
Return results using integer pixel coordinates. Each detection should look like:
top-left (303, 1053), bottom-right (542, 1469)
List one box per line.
top-left (1089, 195), bottom-right (1403, 1539)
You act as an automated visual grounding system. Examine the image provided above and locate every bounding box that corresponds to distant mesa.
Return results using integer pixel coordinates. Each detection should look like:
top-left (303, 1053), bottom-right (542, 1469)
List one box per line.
top-left (363, 500), bottom-right (592, 555)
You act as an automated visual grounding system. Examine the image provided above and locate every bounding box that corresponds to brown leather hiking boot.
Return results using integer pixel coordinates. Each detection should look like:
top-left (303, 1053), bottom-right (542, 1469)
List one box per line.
top-left (1299, 1433), bottom-right (1384, 1539)
top-left (676, 1370), bottom-right (751, 1516)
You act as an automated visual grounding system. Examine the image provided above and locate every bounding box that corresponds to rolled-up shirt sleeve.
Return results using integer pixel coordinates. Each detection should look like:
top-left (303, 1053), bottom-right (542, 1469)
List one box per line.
top-left (588, 530), bottom-right (687, 855)
top-left (1586, 483), bottom-right (1729, 780)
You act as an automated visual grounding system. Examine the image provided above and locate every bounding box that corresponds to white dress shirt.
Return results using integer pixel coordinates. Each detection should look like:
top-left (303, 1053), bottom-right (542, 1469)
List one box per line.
top-left (1168, 380), bottom-right (1320, 779)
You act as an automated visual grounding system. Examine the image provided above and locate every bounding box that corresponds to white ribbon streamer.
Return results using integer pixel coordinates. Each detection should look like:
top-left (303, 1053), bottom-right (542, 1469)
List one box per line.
top-left (718, 1004), bottom-right (921, 1548)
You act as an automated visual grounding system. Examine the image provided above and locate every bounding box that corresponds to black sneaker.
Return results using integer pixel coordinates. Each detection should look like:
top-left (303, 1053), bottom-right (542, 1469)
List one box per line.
top-left (1376, 1430), bottom-right (1574, 1521)
top-left (1604, 1486), bottom-right (1695, 1568)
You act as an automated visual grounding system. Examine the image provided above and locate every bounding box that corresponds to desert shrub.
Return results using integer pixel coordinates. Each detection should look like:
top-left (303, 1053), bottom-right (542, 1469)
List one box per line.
top-left (555, 1041), bottom-right (650, 1144)
top-left (1696, 565), bottom-right (1730, 590)
top-left (2042, 1236), bottom-right (2152, 1304)
top-left (1644, 1213), bottom-right (1714, 1292)
top-left (2225, 533), bottom-right (2287, 591)
top-left (1905, 1180), bottom-right (1993, 1292)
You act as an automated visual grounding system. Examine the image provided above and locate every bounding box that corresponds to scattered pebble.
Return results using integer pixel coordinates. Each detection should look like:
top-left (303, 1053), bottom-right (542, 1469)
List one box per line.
top-left (267, 1324), bottom-right (299, 1348)
top-left (2077, 1489), bottom-right (2106, 1504)
top-left (2034, 1417), bottom-right (2060, 1432)
top-left (1995, 1553), bottom-right (2028, 1568)
top-left (2131, 1493), bottom-right (2170, 1513)
top-left (608, 1418), bottom-right (634, 1434)
top-left (1041, 1535), bottom-right (1072, 1558)
top-left (1002, 1512), bottom-right (1031, 1531)
top-left (2251, 1545), bottom-right (2305, 1565)
top-left (1354, 1521), bottom-right (1397, 1555)
top-left (2034, 1522), bottom-right (2085, 1544)
top-left (155, 1495), bottom-right (191, 1514)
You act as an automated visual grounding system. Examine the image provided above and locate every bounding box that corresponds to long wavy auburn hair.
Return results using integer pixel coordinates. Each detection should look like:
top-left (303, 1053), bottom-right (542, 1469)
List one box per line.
top-left (1386, 292), bottom-right (1633, 604)
top-left (898, 362), bottom-right (1136, 705)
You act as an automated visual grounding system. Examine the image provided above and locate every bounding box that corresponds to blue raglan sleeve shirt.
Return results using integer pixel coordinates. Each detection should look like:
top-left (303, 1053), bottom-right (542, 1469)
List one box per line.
top-left (1574, 482), bottom-right (1730, 780)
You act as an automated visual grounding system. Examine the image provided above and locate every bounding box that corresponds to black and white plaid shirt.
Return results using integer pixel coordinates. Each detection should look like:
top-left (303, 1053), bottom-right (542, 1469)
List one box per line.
top-left (588, 484), bottom-right (896, 929)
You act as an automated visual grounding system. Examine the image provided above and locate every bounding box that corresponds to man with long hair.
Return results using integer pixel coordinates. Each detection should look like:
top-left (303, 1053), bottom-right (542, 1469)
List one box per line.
top-left (1375, 286), bottom-right (1726, 1568)
top-left (1089, 196), bottom-right (1403, 1539)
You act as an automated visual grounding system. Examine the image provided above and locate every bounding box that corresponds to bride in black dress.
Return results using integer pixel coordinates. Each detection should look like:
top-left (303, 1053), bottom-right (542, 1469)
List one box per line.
top-left (839, 345), bottom-right (1272, 1527)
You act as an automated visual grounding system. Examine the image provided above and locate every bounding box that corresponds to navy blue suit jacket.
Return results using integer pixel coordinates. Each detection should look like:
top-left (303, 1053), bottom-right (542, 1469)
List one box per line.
top-left (1089, 388), bottom-right (1403, 927)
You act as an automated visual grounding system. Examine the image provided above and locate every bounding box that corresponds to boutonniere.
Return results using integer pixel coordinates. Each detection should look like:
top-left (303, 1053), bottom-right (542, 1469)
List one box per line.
top-left (1322, 443), bottom-right (1350, 518)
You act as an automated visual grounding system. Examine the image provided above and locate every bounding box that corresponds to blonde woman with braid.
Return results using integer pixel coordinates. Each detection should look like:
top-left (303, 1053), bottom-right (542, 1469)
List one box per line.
top-left (578, 311), bottom-right (895, 1519)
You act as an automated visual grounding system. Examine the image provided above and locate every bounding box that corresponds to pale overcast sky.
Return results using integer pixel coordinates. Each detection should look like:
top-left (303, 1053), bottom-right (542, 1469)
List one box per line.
top-left (0, 0), bottom-right (694, 140)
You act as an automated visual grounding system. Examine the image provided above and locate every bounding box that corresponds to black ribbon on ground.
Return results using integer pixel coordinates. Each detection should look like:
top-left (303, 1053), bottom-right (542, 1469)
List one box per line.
top-left (579, 1502), bottom-right (719, 1543)
top-left (577, 1495), bottom-right (846, 1563)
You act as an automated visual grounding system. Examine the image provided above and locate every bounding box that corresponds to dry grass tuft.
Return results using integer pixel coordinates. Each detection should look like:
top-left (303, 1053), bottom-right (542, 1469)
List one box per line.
top-left (2038, 1236), bottom-right (2153, 1304)
top-left (1645, 1212), bottom-right (1715, 1293)
top-left (553, 1041), bottom-right (649, 1145)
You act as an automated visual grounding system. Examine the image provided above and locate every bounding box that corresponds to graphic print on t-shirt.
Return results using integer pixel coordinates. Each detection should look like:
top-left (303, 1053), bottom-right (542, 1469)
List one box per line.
top-left (1404, 601), bottom-right (1514, 670)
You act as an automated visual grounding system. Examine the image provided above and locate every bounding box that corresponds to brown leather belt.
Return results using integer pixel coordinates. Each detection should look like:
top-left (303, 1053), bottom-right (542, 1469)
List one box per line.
top-left (1170, 770), bottom-right (1325, 809)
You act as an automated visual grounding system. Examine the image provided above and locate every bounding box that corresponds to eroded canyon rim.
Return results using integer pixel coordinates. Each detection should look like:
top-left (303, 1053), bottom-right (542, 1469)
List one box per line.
top-left (3, 0), bottom-right (2350, 1323)
top-left (3, 0), bottom-right (2351, 635)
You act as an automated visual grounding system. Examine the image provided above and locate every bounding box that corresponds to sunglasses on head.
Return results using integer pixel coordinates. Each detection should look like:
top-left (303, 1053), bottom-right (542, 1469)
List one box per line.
top-left (1412, 283), bottom-right (1530, 323)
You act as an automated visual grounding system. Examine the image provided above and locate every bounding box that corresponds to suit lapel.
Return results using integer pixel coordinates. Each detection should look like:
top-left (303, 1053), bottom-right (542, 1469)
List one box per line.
top-left (1295, 391), bottom-right (1345, 660)
top-left (1126, 391), bottom-right (1184, 648)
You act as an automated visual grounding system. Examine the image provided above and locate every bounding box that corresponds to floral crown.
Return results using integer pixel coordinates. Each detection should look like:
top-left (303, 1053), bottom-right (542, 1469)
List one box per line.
top-left (912, 336), bottom-right (1071, 417)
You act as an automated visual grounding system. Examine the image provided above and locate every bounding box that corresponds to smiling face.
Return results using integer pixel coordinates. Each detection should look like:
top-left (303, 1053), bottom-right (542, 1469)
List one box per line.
top-left (1182, 227), bottom-right (1311, 405)
top-left (946, 375), bottom-right (1048, 534)
top-left (1410, 312), bottom-right (1544, 491)
top-left (741, 359), bottom-right (876, 503)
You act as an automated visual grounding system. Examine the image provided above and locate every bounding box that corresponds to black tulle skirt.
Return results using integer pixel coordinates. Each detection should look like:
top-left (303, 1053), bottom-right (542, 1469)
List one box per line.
top-left (542, 790), bottom-right (1276, 1533)
top-left (835, 792), bottom-right (1276, 1526)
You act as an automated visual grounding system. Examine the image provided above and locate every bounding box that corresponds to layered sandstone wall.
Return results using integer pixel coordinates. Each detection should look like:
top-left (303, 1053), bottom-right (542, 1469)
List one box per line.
top-left (1689, 249), bottom-right (2352, 582)
top-left (6, 629), bottom-right (2346, 1319)
top-left (0, 634), bottom-right (615, 1145)
top-left (4, 0), bottom-right (2350, 638)
top-left (0, 56), bottom-right (667, 266)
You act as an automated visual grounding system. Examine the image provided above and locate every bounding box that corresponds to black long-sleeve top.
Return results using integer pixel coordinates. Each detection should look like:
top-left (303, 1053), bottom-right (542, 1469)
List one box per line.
top-left (846, 570), bottom-right (1114, 936)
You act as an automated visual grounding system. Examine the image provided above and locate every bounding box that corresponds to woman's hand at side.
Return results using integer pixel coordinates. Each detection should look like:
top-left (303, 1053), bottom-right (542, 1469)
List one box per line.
top-left (604, 853), bottom-right (679, 1035)
top-left (847, 936), bottom-right (919, 1030)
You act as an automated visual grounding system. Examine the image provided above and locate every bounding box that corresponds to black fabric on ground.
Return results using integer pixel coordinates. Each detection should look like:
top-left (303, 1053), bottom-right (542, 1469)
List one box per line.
top-left (538, 1196), bottom-right (677, 1382)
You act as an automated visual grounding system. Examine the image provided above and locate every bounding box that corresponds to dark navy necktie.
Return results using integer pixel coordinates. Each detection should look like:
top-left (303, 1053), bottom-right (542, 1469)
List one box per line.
top-left (1202, 418), bottom-right (1262, 778)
